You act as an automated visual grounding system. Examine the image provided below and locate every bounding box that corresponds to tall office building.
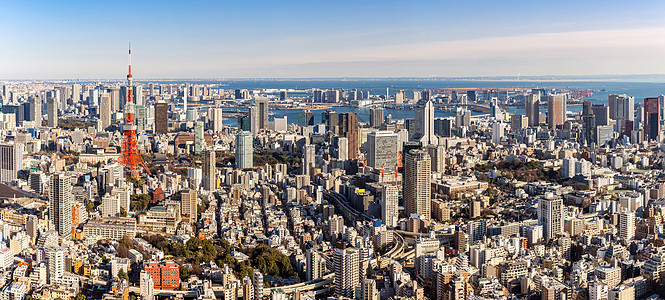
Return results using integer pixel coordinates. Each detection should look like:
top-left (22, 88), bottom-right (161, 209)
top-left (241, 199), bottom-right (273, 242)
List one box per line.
top-left (0, 143), bottom-right (23, 183)
top-left (255, 98), bottom-right (269, 130)
top-left (644, 98), bottom-right (660, 141)
top-left (525, 93), bottom-right (540, 127)
top-left (415, 99), bottom-right (437, 146)
top-left (592, 104), bottom-right (610, 126)
top-left (236, 131), bottom-right (253, 169)
top-left (538, 197), bottom-right (563, 241)
top-left (298, 110), bottom-right (314, 127)
top-left (366, 131), bottom-right (398, 169)
top-left (180, 189), bottom-right (198, 221)
top-left (47, 97), bottom-right (58, 127)
top-left (248, 106), bottom-right (260, 135)
top-left (619, 210), bottom-right (635, 242)
top-left (608, 94), bottom-right (623, 120)
top-left (381, 185), bottom-right (399, 228)
top-left (369, 108), bottom-right (384, 128)
top-left (426, 144), bottom-right (445, 173)
top-left (302, 144), bottom-right (315, 176)
top-left (547, 94), bottom-right (566, 129)
top-left (45, 246), bottom-right (65, 284)
top-left (323, 110), bottom-right (338, 134)
top-left (154, 101), bottom-right (168, 135)
top-left (50, 173), bottom-right (73, 238)
top-left (99, 95), bottom-right (112, 130)
top-left (405, 149), bottom-right (431, 219)
top-left (582, 101), bottom-right (596, 146)
top-left (30, 96), bottom-right (42, 126)
top-left (210, 108), bottom-right (224, 132)
top-left (614, 95), bottom-right (634, 122)
top-left (339, 113), bottom-right (359, 160)
top-left (194, 121), bottom-right (204, 155)
top-left (203, 150), bottom-right (216, 191)
top-left (134, 85), bottom-right (144, 106)
top-left (333, 247), bottom-right (360, 298)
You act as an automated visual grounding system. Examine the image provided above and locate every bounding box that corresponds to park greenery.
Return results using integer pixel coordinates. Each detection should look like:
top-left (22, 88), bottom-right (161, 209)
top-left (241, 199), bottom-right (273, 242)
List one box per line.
top-left (140, 235), bottom-right (296, 281)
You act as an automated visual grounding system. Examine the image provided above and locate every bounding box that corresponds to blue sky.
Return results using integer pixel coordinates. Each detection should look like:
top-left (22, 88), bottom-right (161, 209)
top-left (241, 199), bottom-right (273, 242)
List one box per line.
top-left (1, 0), bottom-right (664, 79)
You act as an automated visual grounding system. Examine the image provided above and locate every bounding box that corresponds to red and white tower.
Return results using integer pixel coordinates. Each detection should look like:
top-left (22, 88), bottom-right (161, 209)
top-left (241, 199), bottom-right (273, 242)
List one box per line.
top-left (119, 43), bottom-right (144, 178)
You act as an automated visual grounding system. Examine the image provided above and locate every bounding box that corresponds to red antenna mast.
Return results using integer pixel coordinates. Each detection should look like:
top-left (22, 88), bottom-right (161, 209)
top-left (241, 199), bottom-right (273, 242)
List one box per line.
top-left (119, 42), bottom-right (146, 178)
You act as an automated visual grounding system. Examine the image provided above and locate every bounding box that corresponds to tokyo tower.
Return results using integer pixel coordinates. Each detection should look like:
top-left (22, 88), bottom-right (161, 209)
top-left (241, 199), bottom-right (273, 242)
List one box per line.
top-left (119, 43), bottom-right (144, 178)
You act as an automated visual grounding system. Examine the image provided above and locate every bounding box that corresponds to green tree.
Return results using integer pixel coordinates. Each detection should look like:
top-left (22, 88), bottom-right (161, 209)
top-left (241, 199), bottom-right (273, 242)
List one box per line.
top-left (120, 207), bottom-right (127, 217)
top-left (117, 268), bottom-right (129, 281)
top-left (75, 295), bottom-right (86, 300)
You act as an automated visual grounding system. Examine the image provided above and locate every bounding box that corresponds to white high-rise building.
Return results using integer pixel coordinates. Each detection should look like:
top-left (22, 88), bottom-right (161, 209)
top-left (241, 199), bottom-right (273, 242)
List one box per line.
top-left (491, 122), bottom-right (505, 145)
top-left (100, 94), bottom-right (112, 131)
top-left (302, 144), bottom-right (315, 176)
top-left (30, 96), bottom-right (42, 126)
top-left (367, 131), bottom-right (398, 169)
top-left (49, 173), bottom-right (72, 238)
top-left (562, 157), bottom-right (577, 179)
top-left (619, 210), bottom-right (635, 242)
top-left (236, 131), bottom-right (253, 169)
top-left (538, 197), bottom-right (564, 241)
top-left (415, 99), bottom-right (437, 146)
top-left (381, 185), bottom-right (399, 228)
top-left (140, 270), bottom-right (154, 300)
top-left (210, 108), bottom-right (223, 133)
top-left (333, 247), bottom-right (360, 298)
top-left (44, 246), bottom-right (65, 284)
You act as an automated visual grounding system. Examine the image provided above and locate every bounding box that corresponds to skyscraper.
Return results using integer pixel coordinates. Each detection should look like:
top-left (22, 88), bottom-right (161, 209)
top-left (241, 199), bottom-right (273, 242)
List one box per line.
top-left (255, 98), bottom-right (269, 130)
top-left (339, 113), bottom-right (359, 160)
top-left (154, 101), bottom-right (168, 135)
top-left (99, 95), bottom-right (112, 130)
top-left (644, 97), bottom-right (660, 141)
top-left (302, 144), bottom-right (315, 176)
top-left (210, 108), bottom-right (224, 133)
top-left (333, 247), bottom-right (360, 298)
top-left (369, 107), bottom-right (384, 128)
top-left (322, 110), bottom-right (338, 134)
top-left (614, 95), bottom-right (635, 122)
top-left (547, 94), bottom-right (566, 129)
top-left (49, 173), bottom-right (73, 238)
top-left (47, 97), bottom-right (58, 127)
top-left (525, 93), bottom-right (540, 127)
top-left (405, 149), bottom-right (431, 219)
top-left (592, 104), bottom-right (610, 126)
top-left (381, 185), bottom-right (398, 228)
top-left (538, 197), bottom-right (563, 241)
top-left (582, 101), bottom-right (596, 146)
top-left (30, 96), bottom-right (42, 126)
top-left (298, 110), bottom-right (314, 127)
top-left (366, 131), bottom-right (398, 169)
top-left (203, 150), bottom-right (216, 191)
top-left (415, 99), bottom-right (437, 146)
top-left (248, 106), bottom-right (260, 135)
top-left (194, 121), bottom-right (204, 155)
top-left (608, 94), bottom-right (623, 120)
top-left (236, 131), bottom-right (253, 169)
top-left (426, 144), bottom-right (446, 173)
top-left (0, 143), bottom-right (23, 183)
